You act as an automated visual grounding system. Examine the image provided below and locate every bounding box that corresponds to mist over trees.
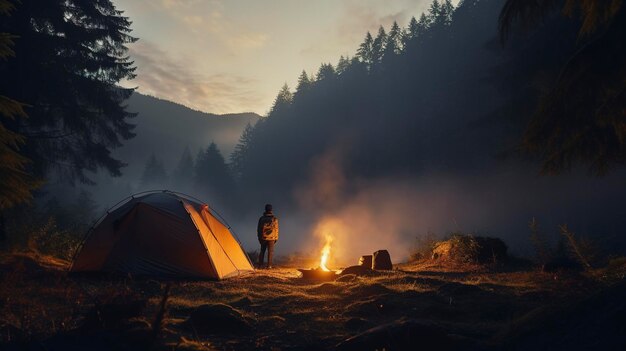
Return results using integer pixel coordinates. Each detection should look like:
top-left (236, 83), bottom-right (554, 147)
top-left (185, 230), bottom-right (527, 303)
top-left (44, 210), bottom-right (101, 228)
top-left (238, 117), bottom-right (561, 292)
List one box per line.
top-left (223, 0), bottom-right (626, 252)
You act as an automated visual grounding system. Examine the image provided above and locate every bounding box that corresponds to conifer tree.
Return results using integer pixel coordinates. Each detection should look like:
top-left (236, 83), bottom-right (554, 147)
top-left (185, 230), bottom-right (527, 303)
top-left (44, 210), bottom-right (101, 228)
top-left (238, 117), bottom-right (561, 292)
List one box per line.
top-left (428, 0), bottom-right (442, 24)
top-left (372, 26), bottom-right (387, 66)
top-left (384, 21), bottom-right (403, 57)
top-left (441, 0), bottom-right (455, 26)
top-left (0, 0), bottom-right (138, 183)
top-left (140, 153), bottom-right (168, 187)
top-left (270, 84), bottom-right (293, 116)
top-left (336, 56), bottom-right (351, 75)
top-left (195, 142), bottom-right (234, 203)
top-left (316, 63), bottom-right (337, 82)
top-left (294, 70), bottom-right (312, 100)
top-left (172, 146), bottom-right (195, 187)
top-left (357, 31), bottom-right (374, 69)
top-left (0, 0), bottom-right (40, 217)
top-left (230, 123), bottom-right (255, 180)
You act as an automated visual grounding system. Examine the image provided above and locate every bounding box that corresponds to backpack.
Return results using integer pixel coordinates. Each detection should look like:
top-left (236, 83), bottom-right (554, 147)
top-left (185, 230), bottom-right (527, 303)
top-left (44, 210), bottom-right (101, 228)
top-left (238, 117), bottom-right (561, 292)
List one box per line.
top-left (260, 216), bottom-right (278, 240)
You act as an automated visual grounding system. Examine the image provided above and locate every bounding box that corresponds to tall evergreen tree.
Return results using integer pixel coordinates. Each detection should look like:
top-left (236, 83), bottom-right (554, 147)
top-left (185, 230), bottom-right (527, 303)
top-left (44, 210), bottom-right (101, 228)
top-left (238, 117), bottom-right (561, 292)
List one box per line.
top-left (172, 146), bottom-right (194, 189)
top-left (0, 0), bottom-right (138, 183)
top-left (372, 26), bottom-right (387, 66)
top-left (441, 0), bottom-right (455, 26)
top-left (230, 123), bottom-right (255, 180)
top-left (269, 84), bottom-right (293, 116)
top-left (195, 142), bottom-right (234, 203)
top-left (384, 21), bottom-right (403, 58)
top-left (356, 31), bottom-right (374, 69)
top-left (428, 0), bottom-right (442, 25)
top-left (0, 0), bottom-right (41, 241)
top-left (316, 63), bottom-right (337, 82)
top-left (336, 56), bottom-right (351, 75)
top-left (294, 70), bottom-right (312, 100)
top-left (140, 153), bottom-right (167, 187)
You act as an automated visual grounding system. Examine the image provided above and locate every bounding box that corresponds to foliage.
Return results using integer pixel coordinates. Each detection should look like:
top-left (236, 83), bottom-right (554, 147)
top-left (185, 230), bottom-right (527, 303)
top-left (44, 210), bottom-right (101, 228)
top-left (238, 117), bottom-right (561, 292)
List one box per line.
top-left (409, 232), bottom-right (438, 261)
top-left (0, 0), bottom-right (40, 212)
top-left (0, 0), bottom-right (138, 183)
top-left (559, 224), bottom-right (598, 271)
top-left (140, 153), bottom-right (168, 188)
top-left (195, 142), bottom-right (234, 205)
top-left (499, 0), bottom-right (626, 175)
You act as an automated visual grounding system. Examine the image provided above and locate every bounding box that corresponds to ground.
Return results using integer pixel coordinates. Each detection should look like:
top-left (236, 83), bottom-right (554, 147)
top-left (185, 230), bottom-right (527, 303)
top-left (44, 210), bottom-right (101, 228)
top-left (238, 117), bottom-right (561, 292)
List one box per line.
top-left (0, 253), bottom-right (624, 350)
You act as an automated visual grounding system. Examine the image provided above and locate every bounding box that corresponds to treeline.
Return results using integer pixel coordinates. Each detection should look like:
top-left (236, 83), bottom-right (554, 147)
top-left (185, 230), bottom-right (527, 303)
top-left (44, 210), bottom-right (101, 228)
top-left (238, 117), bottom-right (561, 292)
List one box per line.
top-left (227, 0), bottom-right (563, 208)
top-left (140, 143), bottom-right (234, 207)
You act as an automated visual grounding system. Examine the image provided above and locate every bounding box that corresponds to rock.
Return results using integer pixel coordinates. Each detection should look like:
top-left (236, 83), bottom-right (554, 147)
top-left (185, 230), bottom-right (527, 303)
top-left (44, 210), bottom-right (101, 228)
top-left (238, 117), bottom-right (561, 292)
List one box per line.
top-left (336, 318), bottom-right (468, 351)
top-left (372, 250), bottom-right (392, 270)
top-left (358, 255), bottom-right (373, 268)
top-left (339, 265), bottom-right (374, 276)
top-left (183, 304), bottom-right (251, 335)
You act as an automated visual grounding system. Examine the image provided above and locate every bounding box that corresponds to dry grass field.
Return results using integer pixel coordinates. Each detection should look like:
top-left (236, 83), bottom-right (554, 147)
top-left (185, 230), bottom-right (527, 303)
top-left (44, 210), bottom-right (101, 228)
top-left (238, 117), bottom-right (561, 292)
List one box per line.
top-left (0, 253), bottom-right (624, 350)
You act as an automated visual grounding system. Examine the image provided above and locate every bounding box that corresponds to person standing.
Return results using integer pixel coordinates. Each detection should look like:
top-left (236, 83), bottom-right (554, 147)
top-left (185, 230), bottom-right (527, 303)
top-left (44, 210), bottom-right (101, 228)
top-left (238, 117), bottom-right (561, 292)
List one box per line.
top-left (257, 204), bottom-right (279, 269)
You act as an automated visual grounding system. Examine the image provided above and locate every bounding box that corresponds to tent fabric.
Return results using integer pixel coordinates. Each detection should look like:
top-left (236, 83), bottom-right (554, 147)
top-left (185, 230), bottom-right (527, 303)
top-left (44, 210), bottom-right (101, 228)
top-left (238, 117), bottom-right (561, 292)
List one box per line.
top-left (70, 191), bottom-right (254, 279)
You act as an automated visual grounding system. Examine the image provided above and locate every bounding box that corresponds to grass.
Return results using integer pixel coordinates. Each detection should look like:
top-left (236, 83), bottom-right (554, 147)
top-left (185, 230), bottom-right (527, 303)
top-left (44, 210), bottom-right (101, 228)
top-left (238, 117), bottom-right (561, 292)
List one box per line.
top-left (0, 252), bottom-right (624, 350)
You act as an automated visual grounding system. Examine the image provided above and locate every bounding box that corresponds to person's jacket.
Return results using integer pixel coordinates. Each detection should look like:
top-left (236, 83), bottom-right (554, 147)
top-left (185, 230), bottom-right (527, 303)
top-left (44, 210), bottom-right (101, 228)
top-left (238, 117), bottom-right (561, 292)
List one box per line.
top-left (257, 211), bottom-right (279, 241)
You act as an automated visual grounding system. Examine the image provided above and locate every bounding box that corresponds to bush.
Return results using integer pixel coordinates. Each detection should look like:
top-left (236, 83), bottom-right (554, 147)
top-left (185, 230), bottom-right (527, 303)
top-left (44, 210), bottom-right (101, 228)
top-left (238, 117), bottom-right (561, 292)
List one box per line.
top-left (409, 232), bottom-right (438, 261)
top-left (26, 217), bottom-right (82, 260)
top-left (432, 233), bottom-right (508, 265)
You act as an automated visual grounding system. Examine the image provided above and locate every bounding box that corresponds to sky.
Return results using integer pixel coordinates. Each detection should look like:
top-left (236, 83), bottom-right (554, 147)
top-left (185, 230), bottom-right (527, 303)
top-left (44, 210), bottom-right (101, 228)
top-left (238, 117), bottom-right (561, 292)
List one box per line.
top-left (114, 0), bottom-right (453, 115)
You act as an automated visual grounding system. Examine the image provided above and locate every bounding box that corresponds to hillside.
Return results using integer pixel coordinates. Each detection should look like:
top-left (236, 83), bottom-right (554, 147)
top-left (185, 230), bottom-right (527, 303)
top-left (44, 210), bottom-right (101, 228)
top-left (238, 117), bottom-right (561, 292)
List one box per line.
top-left (116, 92), bottom-right (260, 180)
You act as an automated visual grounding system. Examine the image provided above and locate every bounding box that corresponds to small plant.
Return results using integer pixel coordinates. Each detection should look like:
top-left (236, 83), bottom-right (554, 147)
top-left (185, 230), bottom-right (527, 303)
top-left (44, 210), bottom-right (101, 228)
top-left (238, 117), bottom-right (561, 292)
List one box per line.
top-left (559, 224), bottom-right (596, 271)
top-left (409, 232), bottom-right (438, 261)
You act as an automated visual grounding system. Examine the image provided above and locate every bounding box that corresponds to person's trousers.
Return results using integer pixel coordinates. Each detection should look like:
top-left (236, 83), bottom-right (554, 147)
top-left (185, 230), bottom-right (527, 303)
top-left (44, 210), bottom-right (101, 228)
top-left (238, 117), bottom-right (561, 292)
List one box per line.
top-left (258, 240), bottom-right (276, 267)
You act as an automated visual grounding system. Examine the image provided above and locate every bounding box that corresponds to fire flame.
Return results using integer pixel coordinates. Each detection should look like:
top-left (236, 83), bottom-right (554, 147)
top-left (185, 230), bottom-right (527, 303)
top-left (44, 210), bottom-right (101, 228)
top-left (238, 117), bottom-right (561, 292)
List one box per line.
top-left (320, 234), bottom-right (333, 271)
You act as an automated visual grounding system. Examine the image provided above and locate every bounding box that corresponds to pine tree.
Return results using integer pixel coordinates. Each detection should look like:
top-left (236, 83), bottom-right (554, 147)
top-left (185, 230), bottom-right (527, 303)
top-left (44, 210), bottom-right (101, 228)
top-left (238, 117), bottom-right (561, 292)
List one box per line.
top-left (0, 0), bottom-right (40, 217)
top-left (428, 0), bottom-right (442, 25)
top-left (316, 63), bottom-right (336, 82)
top-left (269, 84), bottom-right (293, 116)
top-left (140, 153), bottom-right (168, 187)
top-left (230, 123), bottom-right (255, 180)
top-left (372, 26), bottom-right (387, 66)
top-left (0, 0), bottom-right (138, 183)
top-left (336, 56), bottom-right (351, 75)
top-left (294, 70), bottom-right (312, 100)
top-left (441, 0), bottom-right (455, 26)
top-left (195, 142), bottom-right (234, 202)
top-left (384, 21), bottom-right (403, 57)
top-left (356, 31), bottom-right (374, 69)
top-left (172, 146), bottom-right (195, 189)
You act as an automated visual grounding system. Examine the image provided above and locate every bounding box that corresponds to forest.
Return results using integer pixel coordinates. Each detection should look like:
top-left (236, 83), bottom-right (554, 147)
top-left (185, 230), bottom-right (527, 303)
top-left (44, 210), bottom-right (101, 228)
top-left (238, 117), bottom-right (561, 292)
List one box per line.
top-left (0, 0), bottom-right (625, 349)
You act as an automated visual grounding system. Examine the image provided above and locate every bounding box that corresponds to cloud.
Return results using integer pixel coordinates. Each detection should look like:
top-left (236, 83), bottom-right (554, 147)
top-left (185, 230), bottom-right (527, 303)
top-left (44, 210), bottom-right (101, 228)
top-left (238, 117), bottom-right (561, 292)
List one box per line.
top-left (124, 40), bottom-right (264, 114)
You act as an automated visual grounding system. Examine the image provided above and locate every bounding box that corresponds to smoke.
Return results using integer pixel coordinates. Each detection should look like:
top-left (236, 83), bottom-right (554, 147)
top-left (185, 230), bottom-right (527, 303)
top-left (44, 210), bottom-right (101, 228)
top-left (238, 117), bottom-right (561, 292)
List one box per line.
top-left (287, 143), bottom-right (626, 268)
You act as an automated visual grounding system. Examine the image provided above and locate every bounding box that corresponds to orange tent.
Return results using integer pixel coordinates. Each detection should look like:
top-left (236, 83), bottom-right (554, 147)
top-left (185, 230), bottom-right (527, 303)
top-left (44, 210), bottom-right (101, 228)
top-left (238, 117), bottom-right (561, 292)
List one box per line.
top-left (70, 191), bottom-right (254, 279)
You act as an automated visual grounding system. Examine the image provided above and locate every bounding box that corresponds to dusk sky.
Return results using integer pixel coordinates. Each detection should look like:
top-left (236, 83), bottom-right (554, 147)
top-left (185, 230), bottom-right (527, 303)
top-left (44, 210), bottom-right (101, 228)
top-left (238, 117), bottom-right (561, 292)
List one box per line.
top-left (114, 0), bottom-right (456, 115)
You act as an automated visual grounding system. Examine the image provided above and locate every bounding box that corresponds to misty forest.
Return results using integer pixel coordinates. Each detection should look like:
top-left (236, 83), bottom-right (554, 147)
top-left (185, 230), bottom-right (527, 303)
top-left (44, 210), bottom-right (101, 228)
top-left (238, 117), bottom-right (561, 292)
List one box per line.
top-left (1, 0), bottom-right (625, 350)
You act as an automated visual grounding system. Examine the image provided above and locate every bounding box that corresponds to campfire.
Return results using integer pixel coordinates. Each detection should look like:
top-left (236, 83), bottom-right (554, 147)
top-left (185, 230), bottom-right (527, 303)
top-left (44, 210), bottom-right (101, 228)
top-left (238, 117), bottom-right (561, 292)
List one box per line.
top-left (298, 234), bottom-right (338, 280)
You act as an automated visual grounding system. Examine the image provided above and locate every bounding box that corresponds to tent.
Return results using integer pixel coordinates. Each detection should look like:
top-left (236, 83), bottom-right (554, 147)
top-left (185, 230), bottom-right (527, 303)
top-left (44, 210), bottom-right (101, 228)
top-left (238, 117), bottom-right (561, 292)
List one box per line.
top-left (70, 191), bottom-right (254, 279)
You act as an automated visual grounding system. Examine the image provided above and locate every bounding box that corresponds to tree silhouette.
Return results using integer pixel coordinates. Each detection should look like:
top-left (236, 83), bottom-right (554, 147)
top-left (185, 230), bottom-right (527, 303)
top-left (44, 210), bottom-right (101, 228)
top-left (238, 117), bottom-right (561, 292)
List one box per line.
top-left (0, 0), bottom-right (138, 183)
top-left (195, 142), bottom-right (234, 205)
top-left (294, 70), bottom-right (312, 100)
top-left (230, 123), bottom-right (255, 180)
top-left (172, 146), bottom-right (195, 191)
top-left (140, 153), bottom-right (168, 188)
top-left (371, 26), bottom-right (387, 67)
top-left (0, 0), bottom-right (41, 241)
top-left (357, 31), bottom-right (374, 69)
top-left (499, 0), bottom-right (626, 174)
top-left (270, 84), bottom-right (293, 115)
